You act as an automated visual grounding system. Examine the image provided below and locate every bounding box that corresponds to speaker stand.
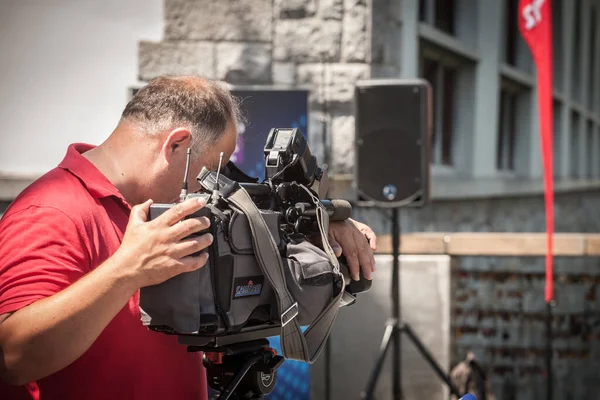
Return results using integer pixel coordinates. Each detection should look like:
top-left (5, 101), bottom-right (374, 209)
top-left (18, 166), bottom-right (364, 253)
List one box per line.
top-left (361, 208), bottom-right (462, 400)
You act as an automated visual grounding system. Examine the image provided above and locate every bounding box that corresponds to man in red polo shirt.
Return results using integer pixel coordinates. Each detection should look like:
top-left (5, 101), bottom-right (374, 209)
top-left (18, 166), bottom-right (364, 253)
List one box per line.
top-left (0, 75), bottom-right (377, 400)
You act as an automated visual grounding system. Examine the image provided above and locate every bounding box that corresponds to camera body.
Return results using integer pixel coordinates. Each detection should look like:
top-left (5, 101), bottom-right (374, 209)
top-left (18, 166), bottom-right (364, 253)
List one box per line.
top-left (139, 128), bottom-right (371, 352)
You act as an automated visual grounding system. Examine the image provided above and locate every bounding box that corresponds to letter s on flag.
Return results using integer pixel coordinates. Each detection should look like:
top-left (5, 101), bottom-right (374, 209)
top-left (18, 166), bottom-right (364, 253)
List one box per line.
top-left (522, 0), bottom-right (545, 30)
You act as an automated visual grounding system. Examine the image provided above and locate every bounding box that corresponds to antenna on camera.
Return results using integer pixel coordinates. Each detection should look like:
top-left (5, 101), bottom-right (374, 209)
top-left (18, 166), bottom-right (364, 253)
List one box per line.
top-left (179, 148), bottom-right (192, 203)
top-left (211, 151), bottom-right (224, 204)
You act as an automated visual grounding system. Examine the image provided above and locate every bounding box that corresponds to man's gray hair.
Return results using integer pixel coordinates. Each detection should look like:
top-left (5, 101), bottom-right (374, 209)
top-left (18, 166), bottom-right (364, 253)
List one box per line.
top-left (120, 75), bottom-right (243, 154)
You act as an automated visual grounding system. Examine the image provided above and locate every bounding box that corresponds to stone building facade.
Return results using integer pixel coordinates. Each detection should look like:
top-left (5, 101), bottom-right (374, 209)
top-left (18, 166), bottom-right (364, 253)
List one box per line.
top-left (139, 0), bottom-right (402, 177)
top-left (137, 0), bottom-right (600, 399)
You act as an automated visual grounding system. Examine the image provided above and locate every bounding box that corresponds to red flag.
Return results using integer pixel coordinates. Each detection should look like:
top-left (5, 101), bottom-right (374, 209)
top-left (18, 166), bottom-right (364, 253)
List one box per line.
top-left (518, 0), bottom-right (554, 303)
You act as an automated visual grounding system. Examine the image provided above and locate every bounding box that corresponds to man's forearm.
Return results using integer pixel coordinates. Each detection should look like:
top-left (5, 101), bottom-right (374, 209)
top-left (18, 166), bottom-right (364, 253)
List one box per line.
top-left (0, 254), bottom-right (139, 385)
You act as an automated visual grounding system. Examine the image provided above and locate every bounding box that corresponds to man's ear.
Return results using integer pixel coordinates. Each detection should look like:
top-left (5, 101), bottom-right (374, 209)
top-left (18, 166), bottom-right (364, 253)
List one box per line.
top-left (161, 128), bottom-right (192, 164)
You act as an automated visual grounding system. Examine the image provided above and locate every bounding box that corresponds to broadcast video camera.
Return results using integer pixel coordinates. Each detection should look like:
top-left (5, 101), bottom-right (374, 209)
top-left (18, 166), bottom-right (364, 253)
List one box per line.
top-left (139, 128), bottom-right (371, 399)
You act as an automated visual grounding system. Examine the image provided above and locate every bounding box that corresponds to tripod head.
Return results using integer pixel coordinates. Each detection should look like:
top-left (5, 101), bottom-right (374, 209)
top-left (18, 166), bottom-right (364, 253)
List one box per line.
top-left (197, 339), bottom-right (284, 400)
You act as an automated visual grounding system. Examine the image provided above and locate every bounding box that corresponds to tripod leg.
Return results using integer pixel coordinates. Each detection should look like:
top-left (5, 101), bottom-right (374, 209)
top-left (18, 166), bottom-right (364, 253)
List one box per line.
top-left (217, 354), bottom-right (263, 400)
top-left (362, 208), bottom-right (404, 400)
top-left (361, 319), bottom-right (398, 400)
top-left (400, 323), bottom-right (462, 397)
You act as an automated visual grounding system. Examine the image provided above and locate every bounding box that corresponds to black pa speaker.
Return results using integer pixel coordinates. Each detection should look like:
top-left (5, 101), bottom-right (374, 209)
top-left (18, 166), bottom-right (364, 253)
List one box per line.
top-left (354, 79), bottom-right (432, 208)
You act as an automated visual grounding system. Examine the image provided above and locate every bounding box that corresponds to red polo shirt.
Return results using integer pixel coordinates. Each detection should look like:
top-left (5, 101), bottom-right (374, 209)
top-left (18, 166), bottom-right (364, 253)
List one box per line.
top-left (0, 143), bottom-right (207, 399)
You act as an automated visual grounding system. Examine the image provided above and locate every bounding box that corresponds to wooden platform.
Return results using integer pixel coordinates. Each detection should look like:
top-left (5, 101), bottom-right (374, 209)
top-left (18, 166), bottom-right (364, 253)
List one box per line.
top-left (375, 232), bottom-right (600, 256)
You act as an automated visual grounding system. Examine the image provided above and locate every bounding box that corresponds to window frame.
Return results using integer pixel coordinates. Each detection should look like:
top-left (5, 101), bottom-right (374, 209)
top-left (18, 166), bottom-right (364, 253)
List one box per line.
top-left (419, 46), bottom-right (465, 169)
top-left (415, 0), bottom-right (479, 178)
top-left (496, 84), bottom-right (519, 172)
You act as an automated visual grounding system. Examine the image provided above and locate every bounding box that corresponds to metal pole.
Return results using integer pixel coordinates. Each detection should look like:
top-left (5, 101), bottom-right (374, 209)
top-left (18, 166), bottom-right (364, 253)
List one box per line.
top-left (546, 302), bottom-right (553, 400)
top-left (392, 208), bottom-right (402, 400)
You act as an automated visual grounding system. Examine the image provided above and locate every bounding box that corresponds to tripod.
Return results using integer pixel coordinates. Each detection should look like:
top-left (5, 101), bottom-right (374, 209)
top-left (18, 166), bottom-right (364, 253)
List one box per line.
top-left (197, 339), bottom-right (285, 400)
top-left (361, 208), bottom-right (462, 400)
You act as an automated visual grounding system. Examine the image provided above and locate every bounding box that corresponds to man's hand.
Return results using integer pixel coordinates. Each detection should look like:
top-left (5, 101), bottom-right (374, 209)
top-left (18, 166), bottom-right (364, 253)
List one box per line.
top-left (116, 197), bottom-right (213, 288)
top-left (327, 218), bottom-right (377, 281)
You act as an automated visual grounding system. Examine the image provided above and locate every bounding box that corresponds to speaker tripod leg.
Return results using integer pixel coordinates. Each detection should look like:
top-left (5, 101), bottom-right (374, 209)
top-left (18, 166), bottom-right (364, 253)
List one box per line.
top-left (399, 322), bottom-right (462, 398)
top-left (361, 318), bottom-right (398, 400)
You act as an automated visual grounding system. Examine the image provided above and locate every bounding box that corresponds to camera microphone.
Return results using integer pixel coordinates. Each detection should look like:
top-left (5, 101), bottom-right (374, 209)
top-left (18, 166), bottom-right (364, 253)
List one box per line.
top-left (295, 199), bottom-right (352, 221)
top-left (179, 148), bottom-right (192, 203)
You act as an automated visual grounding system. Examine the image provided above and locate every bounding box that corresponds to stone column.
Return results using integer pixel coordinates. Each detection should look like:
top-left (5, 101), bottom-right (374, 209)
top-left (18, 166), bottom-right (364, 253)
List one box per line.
top-left (137, 0), bottom-right (401, 180)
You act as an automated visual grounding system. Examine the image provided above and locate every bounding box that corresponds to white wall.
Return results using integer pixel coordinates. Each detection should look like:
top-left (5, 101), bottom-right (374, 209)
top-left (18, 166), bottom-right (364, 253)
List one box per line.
top-left (0, 0), bottom-right (163, 176)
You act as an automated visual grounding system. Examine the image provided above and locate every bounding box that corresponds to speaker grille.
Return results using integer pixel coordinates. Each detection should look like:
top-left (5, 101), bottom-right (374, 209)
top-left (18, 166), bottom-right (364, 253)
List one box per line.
top-left (354, 80), bottom-right (430, 207)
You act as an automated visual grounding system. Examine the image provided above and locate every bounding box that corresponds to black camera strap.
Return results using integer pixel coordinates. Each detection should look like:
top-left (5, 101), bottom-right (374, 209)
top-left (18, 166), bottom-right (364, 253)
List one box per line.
top-left (227, 186), bottom-right (345, 363)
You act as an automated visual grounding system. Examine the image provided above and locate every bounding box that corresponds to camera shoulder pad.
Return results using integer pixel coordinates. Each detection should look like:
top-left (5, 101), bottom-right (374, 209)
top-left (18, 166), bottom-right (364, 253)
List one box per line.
top-left (222, 161), bottom-right (259, 183)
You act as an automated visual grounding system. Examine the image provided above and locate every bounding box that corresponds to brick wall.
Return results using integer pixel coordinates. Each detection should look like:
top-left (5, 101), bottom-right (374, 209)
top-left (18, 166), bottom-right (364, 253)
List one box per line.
top-left (452, 257), bottom-right (600, 399)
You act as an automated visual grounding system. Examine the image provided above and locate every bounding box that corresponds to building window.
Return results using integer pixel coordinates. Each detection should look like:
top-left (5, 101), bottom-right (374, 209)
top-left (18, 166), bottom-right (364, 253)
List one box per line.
top-left (497, 88), bottom-right (518, 171)
top-left (587, 121), bottom-right (595, 178)
top-left (419, 0), bottom-right (456, 36)
top-left (421, 56), bottom-right (456, 166)
top-left (417, 0), bottom-right (477, 174)
top-left (572, 0), bottom-right (583, 103)
top-left (504, 0), bottom-right (519, 67)
top-left (588, 5), bottom-right (597, 110)
top-left (559, 0), bottom-right (600, 182)
top-left (596, 126), bottom-right (600, 179)
top-left (552, 0), bottom-right (563, 91)
top-left (501, 0), bottom-right (532, 72)
top-left (553, 100), bottom-right (563, 178)
top-left (570, 112), bottom-right (580, 179)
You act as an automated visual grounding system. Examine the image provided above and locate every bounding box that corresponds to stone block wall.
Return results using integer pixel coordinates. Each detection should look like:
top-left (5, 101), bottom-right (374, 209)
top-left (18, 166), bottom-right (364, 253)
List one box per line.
top-left (353, 188), bottom-right (600, 236)
top-left (138, 0), bottom-right (402, 176)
